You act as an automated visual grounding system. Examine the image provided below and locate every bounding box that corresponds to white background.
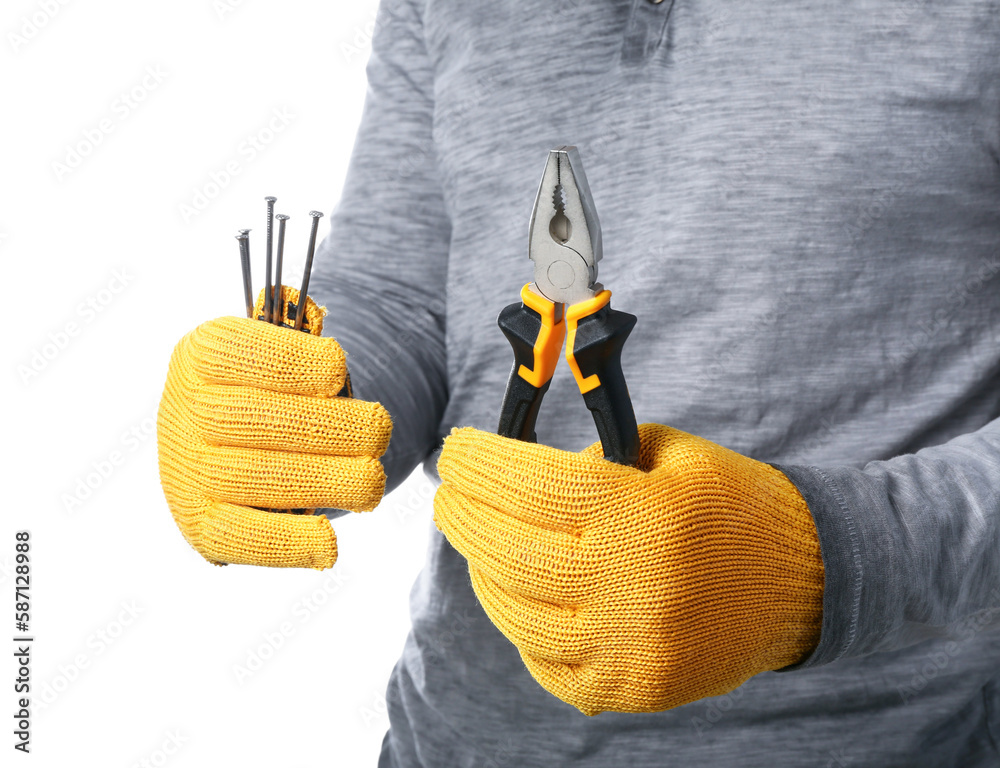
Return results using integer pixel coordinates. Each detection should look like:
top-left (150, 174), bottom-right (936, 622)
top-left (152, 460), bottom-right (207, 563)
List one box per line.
top-left (4, 1), bottom-right (435, 765)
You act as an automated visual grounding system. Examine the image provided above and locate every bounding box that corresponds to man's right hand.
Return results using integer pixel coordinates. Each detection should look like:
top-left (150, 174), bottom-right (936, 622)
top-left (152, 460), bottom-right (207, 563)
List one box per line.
top-left (156, 291), bottom-right (392, 570)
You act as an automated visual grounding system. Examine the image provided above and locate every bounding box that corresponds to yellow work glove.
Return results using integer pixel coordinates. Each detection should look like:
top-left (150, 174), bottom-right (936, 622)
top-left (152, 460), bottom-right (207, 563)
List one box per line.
top-left (434, 423), bottom-right (824, 716)
top-left (157, 288), bottom-right (392, 570)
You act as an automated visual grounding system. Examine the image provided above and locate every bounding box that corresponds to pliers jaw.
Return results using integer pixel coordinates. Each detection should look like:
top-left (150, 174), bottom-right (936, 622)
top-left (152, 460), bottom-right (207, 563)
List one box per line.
top-left (527, 146), bottom-right (604, 306)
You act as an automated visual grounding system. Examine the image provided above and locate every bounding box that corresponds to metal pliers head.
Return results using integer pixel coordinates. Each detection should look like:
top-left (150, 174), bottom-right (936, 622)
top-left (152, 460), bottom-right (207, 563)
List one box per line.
top-left (528, 146), bottom-right (604, 306)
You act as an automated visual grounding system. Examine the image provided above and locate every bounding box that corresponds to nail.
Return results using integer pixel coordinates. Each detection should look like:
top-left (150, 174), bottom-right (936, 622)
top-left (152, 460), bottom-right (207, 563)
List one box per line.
top-left (273, 214), bottom-right (290, 325)
top-left (294, 211), bottom-right (324, 331)
top-left (236, 230), bottom-right (253, 319)
top-left (263, 196), bottom-right (277, 323)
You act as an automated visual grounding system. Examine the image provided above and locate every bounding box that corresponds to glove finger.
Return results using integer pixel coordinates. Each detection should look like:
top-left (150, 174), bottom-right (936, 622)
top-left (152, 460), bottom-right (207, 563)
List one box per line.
top-left (519, 653), bottom-right (604, 717)
top-left (192, 384), bottom-right (392, 457)
top-left (194, 445), bottom-right (386, 512)
top-left (187, 316), bottom-right (347, 396)
top-left (468, 566), bottom-right (590, 664)
top-left (254, 286), bottom-right (325, 335)
top-left (434, 483), bottom-right (588, 604)
top-left (437, 427), bottom-right (636, 533)
top-left (193, 502), bottom-right (337, 569)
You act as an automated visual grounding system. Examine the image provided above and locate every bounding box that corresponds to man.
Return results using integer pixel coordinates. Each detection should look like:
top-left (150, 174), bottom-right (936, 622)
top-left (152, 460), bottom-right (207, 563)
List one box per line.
top-left (158, 1), bottom-right (1000, 765)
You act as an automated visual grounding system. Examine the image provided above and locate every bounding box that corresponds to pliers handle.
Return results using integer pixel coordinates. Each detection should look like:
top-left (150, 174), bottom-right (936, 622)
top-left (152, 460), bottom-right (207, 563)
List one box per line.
top-left (498, 283), bottom-right (639, 466)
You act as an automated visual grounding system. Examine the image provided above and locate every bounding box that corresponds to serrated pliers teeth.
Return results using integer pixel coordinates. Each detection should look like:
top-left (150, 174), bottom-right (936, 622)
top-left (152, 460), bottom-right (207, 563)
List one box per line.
top-left (527, 146), bottom-right (603, 306)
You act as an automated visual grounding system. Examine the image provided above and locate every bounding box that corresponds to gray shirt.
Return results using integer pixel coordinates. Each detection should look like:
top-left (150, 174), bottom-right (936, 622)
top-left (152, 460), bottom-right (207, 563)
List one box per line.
top-left (310, 1), bottom-right (1000, 765)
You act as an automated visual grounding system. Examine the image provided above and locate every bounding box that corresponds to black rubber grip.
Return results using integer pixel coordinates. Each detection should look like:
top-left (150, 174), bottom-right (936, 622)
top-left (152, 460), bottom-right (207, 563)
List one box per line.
top-left (571, 305), bottom-right (639, 466)
top-left (497, 301), bottom-right (550, 442)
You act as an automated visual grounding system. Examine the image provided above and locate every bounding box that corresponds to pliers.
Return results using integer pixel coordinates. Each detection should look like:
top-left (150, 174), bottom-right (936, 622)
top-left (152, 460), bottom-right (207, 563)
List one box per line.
top-left (497, 146), bottom-right (640, 466)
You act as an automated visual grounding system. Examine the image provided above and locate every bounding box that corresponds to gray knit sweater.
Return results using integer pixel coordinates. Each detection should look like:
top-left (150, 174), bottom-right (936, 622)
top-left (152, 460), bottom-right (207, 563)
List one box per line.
top-left (310, 1), bottom-right (1000, 765)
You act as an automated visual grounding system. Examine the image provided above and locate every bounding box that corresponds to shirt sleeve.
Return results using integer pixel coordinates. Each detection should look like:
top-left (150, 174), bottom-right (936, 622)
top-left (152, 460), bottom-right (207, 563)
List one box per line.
top-left (308, 0), bottom-right (449, 496)
top-left (775, 418), bottom-right (1000, 669)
